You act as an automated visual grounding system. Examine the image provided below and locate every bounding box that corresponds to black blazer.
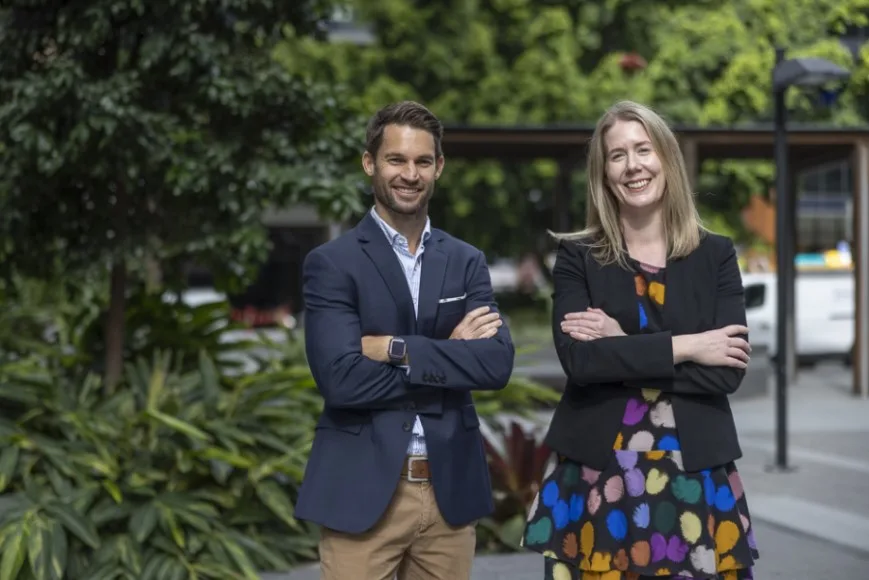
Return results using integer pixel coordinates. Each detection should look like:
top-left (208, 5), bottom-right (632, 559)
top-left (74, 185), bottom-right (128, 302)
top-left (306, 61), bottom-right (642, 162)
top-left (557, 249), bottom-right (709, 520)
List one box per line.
top-left (543, 231), bottom-right (748, 473)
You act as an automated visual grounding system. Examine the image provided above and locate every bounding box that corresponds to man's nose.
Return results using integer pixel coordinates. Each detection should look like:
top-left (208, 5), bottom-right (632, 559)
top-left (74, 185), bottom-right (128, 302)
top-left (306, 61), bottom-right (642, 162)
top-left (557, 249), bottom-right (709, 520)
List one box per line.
top-left (401, 163), bottom-right (420, 181)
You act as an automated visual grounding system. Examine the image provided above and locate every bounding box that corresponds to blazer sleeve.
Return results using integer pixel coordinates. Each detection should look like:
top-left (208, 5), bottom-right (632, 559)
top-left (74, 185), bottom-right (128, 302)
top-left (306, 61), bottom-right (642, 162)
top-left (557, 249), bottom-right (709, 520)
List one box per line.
top-left (302, 248), bottom-right (421, 409)
top-left (552, 241), bottom-right (676, 385)
top-left (636, 237), bottom-right (748, 395)
top-left (401, 250), bottom-right (515, 391)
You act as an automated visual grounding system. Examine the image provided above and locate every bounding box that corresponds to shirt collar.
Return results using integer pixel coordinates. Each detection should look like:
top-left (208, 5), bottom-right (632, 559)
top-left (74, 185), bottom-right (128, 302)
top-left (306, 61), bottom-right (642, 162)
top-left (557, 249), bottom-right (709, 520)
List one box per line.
top-left (370, 207), bottom-right (431, 247)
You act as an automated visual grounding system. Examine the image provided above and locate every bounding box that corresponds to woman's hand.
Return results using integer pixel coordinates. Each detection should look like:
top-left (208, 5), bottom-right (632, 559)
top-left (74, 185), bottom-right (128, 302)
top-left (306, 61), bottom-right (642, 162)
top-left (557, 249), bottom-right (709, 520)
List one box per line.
top-left (675, 325), bottom-right (751, 368)
top-left (561, 308), bottom-right (626, 341)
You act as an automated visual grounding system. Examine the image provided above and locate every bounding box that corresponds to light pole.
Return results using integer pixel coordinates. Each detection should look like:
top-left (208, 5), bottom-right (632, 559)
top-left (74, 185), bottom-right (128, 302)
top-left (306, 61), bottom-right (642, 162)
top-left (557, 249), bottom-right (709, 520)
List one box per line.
top-left (771, 48), bottom-right (851, 471)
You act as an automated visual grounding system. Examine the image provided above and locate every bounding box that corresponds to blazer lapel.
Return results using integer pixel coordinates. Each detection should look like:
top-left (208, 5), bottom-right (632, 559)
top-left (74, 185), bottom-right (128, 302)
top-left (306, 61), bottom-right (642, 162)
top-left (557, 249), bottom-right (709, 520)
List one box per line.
top-left (609, 263), bottom-right (642, 335)
top-left (600, 234), bottom-right (643, 335)
top-left (416, 233), bottom-right (448, 337)
top-left (662, 253), bottom-right (691, 333)
top-left (356, 213), bottom-right (417, 332)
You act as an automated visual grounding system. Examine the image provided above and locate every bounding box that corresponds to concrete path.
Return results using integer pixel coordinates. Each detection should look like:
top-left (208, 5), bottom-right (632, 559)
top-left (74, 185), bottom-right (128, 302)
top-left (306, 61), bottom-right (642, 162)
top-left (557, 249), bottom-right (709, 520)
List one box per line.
top-left (728, 362), bottom-right (869, 563)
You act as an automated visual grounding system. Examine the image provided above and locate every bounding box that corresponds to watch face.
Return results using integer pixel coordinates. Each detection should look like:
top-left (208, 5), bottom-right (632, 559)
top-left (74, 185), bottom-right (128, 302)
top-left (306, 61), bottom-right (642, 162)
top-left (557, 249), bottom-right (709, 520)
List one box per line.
top-left (389, 339), bottom-right (406, 359)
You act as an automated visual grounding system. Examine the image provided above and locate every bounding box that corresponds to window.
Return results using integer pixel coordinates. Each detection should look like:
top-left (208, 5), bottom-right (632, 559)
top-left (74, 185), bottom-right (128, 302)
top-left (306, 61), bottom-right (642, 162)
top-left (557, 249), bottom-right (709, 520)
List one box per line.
top-left (797, 160), bottom-right (851, 250)
top-left (744, 284), bottom-right (766, 309)
top-left (823, 164), bottom-right (845, 193)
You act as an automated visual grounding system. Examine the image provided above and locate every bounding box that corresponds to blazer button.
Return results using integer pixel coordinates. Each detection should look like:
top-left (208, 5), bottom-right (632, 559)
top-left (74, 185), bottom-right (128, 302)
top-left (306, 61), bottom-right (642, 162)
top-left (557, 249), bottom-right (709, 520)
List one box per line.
top-left (404, 402), bottom-right (416, 411)
top-left (402, 421), bottom-right (412, 431)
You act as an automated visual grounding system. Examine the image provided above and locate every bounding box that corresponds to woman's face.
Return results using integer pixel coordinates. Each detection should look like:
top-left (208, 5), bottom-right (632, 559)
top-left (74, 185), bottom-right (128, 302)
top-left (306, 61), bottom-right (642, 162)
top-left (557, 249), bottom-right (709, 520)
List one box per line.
top-left (603, 120), bottom-right (665, 214)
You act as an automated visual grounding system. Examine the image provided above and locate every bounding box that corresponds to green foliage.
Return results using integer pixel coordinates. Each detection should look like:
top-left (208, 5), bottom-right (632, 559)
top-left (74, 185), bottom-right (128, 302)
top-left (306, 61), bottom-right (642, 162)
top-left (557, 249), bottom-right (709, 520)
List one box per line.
top-left (0, 347), bottom-right (323, 579)
top-left (478, 420), bottom-right (551, 552)
top-left (474, 375), bottom-right (561, 419)
top-left (275, 0), bottom-right (869, 255)
top-left (0, 275), bottom-right (564, 576)
top-left (0, 0), bottom-right (364, 291)
top-left (78, 292), bottom-right (261, 377)
top-left (0, 274), bottom-right (105, 366)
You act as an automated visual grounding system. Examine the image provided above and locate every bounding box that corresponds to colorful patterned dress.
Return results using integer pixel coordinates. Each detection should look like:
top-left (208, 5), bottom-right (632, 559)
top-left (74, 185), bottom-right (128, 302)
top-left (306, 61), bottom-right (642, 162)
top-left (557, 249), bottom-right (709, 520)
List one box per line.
top-left (523, 259), bottom-right (759, 580)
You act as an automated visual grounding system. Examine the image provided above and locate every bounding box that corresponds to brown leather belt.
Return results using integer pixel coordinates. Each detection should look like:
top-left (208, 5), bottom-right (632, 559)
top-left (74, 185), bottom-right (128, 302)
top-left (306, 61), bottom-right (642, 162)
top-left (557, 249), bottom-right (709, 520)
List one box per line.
top-left (400, 455), bottom-right (431, 482)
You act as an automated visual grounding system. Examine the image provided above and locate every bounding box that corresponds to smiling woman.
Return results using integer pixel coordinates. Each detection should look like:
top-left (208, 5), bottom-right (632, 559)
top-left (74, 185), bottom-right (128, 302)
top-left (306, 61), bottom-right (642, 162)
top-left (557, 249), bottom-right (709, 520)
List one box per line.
top-left (555, 101), bottom-right (702, 272)
top-left (523, 101), bottom-right (758, 580)
top-left (604, 120), bottom-right (663, 215)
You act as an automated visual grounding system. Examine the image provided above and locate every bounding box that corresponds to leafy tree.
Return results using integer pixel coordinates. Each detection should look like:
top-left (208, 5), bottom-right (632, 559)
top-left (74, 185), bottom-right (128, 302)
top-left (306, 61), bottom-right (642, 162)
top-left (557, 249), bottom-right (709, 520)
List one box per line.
top-left (0, 0), bottom-right (365, 389)
top-left (275, 0), bottom-right (869, 256)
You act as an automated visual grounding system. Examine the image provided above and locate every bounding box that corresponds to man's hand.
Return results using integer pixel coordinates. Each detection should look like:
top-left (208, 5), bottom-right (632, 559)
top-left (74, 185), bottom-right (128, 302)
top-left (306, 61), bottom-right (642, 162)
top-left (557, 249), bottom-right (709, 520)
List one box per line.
top-left (361, 336), bottom-right (392, 363)
top-left (450, 306), bottom-right (502, 340)
top-left (561, 307), bottom-right (626, 342)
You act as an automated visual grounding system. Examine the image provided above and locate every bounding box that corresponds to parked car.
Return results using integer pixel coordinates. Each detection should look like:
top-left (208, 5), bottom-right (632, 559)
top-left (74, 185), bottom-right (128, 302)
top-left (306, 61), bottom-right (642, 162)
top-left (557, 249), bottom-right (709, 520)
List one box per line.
top-left (742, 269), bottom-right (854, 365)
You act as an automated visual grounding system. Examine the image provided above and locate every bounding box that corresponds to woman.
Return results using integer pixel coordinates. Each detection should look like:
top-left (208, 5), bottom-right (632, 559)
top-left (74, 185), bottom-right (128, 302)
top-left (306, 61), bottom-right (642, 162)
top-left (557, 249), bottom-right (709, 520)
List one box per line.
top-left (523, 101), bottom-right (758, 580)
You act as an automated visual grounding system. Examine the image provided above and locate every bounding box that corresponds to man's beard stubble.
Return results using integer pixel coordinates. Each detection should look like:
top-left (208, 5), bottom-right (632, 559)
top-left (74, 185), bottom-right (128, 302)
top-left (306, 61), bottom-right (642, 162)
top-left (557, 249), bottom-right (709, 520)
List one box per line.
top-left (372, 179), bottom-right (434, 217)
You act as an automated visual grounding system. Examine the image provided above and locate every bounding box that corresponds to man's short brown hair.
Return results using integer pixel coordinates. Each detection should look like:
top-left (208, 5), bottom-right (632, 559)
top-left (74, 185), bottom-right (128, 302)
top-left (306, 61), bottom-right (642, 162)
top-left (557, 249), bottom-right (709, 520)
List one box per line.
top-left (365, 101), bottom-right (444, 158)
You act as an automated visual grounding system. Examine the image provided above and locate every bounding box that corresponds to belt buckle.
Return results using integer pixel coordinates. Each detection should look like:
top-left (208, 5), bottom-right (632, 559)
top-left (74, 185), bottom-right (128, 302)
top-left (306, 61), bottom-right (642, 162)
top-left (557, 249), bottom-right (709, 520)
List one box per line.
top-left (406, 456), bottom-right (428, 482)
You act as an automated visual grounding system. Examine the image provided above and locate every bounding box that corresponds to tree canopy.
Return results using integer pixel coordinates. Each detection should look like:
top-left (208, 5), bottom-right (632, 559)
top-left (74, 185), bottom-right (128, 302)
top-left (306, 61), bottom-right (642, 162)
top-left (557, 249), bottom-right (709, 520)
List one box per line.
top-left (0, 0), bottom-right (365, 386)
top-left (278, 0), bottom-right (869, 255)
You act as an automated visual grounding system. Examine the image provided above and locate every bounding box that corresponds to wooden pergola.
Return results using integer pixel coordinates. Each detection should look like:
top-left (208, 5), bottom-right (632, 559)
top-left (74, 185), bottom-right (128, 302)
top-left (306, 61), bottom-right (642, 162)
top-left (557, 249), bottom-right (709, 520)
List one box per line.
top-left (442, 124), bottom-right (869, 397)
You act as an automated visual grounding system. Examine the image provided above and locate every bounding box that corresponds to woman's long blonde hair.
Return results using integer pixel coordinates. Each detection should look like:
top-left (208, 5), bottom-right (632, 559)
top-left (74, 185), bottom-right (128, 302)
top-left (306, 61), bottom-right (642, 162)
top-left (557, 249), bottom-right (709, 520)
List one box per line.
top-left (553, 100), bottom-right (704, 268)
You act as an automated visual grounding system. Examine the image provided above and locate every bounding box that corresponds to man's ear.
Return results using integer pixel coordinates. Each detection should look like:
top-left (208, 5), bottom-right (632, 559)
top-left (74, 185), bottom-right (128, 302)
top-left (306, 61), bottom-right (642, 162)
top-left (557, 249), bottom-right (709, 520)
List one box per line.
top-left (362, 151), bottom-right (375, 176)
top-left (435, 155), bottom-right (445, 180)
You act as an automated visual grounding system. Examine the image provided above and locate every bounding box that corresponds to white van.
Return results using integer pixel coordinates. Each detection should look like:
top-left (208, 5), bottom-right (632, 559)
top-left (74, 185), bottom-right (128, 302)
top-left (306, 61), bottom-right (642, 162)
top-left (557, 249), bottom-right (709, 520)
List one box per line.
top-left (741, 270), bottom-right (854, 364)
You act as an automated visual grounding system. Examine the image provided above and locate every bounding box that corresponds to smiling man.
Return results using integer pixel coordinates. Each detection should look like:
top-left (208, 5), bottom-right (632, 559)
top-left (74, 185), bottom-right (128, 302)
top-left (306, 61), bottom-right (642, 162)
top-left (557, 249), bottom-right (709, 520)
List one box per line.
top-left (296, 101), bottom-right (515, 580)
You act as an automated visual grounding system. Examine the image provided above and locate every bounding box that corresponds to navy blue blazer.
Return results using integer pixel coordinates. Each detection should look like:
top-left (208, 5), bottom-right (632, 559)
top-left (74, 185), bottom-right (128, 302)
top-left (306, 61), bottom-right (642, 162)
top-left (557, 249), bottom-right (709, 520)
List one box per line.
top-left (295, 212), bottom-right (515, 534)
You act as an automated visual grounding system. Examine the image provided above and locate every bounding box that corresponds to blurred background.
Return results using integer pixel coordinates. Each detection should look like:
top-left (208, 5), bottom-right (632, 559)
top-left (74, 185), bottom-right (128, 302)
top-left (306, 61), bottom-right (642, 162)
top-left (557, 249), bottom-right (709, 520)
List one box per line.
top-left (1, 1), bottom-right (868, 578)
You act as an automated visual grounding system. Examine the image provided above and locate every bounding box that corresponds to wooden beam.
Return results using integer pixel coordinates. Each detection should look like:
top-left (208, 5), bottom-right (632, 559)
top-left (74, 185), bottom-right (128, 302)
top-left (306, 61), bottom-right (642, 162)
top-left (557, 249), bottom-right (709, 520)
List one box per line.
top-left (680, 137), bottom-right (698, 190)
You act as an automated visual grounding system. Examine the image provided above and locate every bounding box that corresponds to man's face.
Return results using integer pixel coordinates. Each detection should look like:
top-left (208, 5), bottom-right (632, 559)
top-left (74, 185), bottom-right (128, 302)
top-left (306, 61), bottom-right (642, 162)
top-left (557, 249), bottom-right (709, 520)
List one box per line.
top-left (362, 124), bottom-right (444, 216)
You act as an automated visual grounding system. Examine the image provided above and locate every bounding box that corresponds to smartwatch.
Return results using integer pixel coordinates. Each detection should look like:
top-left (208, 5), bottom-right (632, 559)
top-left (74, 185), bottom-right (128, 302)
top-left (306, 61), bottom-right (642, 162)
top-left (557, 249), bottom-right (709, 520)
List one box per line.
top-left (388, 337), bottom-right (407, 365)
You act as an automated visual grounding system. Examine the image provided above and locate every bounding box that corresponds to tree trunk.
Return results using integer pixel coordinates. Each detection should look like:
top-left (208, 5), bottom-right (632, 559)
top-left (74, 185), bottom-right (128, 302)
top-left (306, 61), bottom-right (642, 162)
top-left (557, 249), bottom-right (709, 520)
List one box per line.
top-left (104, 260), bottom-right (127, 393)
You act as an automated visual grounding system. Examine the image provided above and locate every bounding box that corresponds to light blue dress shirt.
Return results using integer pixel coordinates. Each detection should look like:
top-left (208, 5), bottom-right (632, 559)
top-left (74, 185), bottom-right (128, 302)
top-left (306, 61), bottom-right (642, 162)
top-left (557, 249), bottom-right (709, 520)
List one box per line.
top-left (369, 207), bottom-right (432, 457)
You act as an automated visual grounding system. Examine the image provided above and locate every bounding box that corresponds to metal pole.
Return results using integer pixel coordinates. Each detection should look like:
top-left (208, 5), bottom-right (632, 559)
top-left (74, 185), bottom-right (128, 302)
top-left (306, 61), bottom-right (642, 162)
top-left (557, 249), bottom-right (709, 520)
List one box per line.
top-left (773, 47), bottom-right (791, 470)
top-left (856, 141), bottom-right (869, 398)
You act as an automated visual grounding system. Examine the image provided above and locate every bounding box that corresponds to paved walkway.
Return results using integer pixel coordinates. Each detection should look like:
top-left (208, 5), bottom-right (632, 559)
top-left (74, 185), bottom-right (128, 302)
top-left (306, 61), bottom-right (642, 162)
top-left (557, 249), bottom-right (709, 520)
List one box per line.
top-left (274, 363), bottom-right (869, 579)
top-left (728, 362), bottom-right (869, 566)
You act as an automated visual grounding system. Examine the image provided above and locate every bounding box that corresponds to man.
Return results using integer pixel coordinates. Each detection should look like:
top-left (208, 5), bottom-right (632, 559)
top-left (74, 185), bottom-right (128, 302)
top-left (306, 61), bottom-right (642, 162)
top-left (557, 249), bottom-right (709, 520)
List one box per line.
top-left (296, 101), bottom-right (515, 580)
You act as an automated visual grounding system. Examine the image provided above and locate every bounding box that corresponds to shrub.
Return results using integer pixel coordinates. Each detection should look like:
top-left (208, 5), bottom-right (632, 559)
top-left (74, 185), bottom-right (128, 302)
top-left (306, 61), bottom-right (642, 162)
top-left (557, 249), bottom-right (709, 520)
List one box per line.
top-left (0, 349), bottom-right (322, 579)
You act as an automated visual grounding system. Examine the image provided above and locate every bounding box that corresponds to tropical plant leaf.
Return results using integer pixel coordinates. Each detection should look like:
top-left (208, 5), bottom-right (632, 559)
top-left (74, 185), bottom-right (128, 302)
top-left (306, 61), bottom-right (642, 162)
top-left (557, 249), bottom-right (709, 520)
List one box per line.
top-left (0, 445), bottom-right (20, 493)
top-left (44, 502), bottom-right (100, 550)
top-left (254, 479), bottom-right (301, 531)
top-left (26, 520), bottom-right (50, 580)
top-left (199, 350), bottom-right (221, 406)
top-left (159, 506), bottom-right (186, 549)
top-left (48, 520), bottom-right (67, 580)
top-left (0, 521), bottom-right (27, 580)
top-left (129, 503), bottom-right (159, 543)
top-left (219, 536), bottom-right (260, 580)
top-left (145, 409), bottom-right (212, 442)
